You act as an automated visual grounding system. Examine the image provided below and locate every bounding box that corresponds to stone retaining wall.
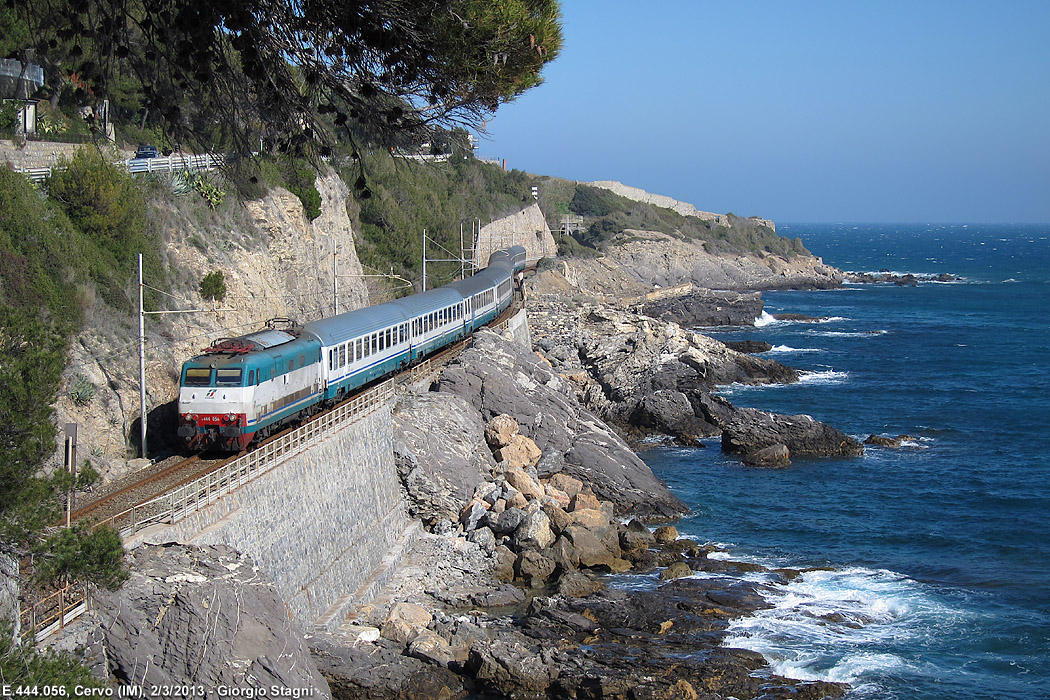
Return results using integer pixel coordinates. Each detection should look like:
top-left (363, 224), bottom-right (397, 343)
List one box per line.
top-left (0, 139), bottom-right (85, 170)
top-left (136, 405), bottom-right (408, 628)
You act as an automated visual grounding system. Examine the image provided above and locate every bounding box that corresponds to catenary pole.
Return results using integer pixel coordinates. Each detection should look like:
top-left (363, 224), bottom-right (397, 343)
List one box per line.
top-left (138, 253), bottom-right (147, 458)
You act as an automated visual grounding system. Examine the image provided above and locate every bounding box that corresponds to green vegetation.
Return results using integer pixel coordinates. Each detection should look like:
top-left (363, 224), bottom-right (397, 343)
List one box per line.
top-left (0, 164), bottom-right (131, 592)
top-left (36, 523), bottom-right (128, 591)
top-left (540, 182), bottom-right (809, 259)
top-left (199, 270), bottom-right (227, 303)
top-left (44, 149), bottom-right (165, 311)
top-left (6, 0), bottom-right (561, 161)
top-left (0, 623), bottom-right (107, 689)
top-left (346, 144), bottom-right (535, 287)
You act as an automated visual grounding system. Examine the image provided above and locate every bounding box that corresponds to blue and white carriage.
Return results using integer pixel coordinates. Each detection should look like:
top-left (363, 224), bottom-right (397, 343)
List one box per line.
top-left (178, 246), bottom-right (527, 450)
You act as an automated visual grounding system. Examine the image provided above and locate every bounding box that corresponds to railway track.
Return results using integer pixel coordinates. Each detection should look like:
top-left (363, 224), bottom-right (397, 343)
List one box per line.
top-left (68, 292), bottom-right (523, 532)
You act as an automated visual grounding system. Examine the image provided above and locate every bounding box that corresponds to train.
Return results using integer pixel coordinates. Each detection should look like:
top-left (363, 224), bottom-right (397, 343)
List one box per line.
top-left (177, 246), bottom-right (527, 451)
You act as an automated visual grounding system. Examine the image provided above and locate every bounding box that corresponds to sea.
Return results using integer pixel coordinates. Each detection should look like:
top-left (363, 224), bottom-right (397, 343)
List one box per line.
top-left (636, 223), bottom-right (1050, 700)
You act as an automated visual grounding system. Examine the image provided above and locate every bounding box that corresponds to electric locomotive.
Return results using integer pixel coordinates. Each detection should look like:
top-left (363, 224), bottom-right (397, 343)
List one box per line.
top-left (178, 246), bottom-right (526, 451)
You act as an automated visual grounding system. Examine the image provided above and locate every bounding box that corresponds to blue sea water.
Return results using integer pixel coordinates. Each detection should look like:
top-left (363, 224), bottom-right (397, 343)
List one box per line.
top-left (639, 223), bottom-right (1050, 699)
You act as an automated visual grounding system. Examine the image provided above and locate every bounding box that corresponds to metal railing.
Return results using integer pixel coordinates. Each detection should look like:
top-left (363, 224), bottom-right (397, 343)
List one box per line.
top-left (126, 153), bottom-right (224, 175)
top-left (12, 152), bottom-right (223, 183)
top-left (97, 378), bottom-right (395, 539)
top-left (19, 584), bottom-right (87, 644)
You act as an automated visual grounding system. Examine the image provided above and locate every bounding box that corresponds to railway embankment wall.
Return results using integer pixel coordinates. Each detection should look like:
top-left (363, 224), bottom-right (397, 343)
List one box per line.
top-left (136, 404), bottom-right (408, 628)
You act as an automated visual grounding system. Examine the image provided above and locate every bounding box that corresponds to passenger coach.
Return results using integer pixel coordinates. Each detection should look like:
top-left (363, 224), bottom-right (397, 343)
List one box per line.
top-left (178, 246), bottom-right (527, 451)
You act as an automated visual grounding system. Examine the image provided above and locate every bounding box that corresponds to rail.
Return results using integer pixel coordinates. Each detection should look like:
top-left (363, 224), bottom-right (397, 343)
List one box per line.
top-left (96, 378), bottom-right (395, 539)
top-left (19, 301), bottom-right (524, 644)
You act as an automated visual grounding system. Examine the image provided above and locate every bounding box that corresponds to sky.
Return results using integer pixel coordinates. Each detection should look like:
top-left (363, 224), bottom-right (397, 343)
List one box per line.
top-left (477, 1), bottom-right (1050, 224)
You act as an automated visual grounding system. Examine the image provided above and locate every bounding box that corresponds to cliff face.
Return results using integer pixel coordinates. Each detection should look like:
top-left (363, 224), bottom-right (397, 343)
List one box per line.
top-left (54, 170), bottom-right (369, 480)
top-left (474, 202), bottom-right (557, 266)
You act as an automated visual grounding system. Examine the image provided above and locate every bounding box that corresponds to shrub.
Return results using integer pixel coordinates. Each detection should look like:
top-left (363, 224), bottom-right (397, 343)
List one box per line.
top-left (67, 373), bottom-right (97, 406)
top-left (37, 523), bottom-right (128, 590)
top-left (192, 174), bottom-right (226, 208)
top-left (199, 270), bottom-right (227, 302)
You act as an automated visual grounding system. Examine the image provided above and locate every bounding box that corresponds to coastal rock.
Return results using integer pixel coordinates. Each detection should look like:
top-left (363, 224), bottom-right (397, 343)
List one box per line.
top-left (639, 287), bottom-right (765, 327)
top-left (696, 394), bottom-right (865, 459)
top-left (467, 637), bottom-right (559, 696)
top-left (437, 330), bottom-right (687, 519)
top-left (90, 543), bottom-right (329, 696)
top-left (723, 340), bottom-right (774, 353)
top-left (311, 634), bottom-right (464, 700)
top-left (393, 391), bottom-right (496, 526)
top-left (864, 434), bottom-right (919, 448)
top-left (743, 443), bottom-right (791, 467)
top-left (597, 226), bottom-right (843, 291)
top-left (660, 561), bottom-right (694, 580)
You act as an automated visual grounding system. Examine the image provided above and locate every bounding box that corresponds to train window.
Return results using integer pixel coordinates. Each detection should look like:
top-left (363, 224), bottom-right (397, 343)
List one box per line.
top-left (300, 354), bottom-right (306, 367)
top-left (288, 360), bottom-right (294, 372)
top-left (339, 345), bottom-right (346, 367)
top-left (379, 331), bottom-right (386, 352)
top-left (216, 368), bottom-right (242, 386)
top-left (328, 349), bottom-right (335, 371)
top-left (354, 338), bottom-right (361, 360)
top-left (248, 370), bottom-right (255, 385)
top-left (386, 328), bottom-right (393, 346)
top-left (185, 368), bottom-right (211, 386)
top-left (371, 333), bottom-right (377, 354)
top-left (400, 324), bottom-right (407, 343)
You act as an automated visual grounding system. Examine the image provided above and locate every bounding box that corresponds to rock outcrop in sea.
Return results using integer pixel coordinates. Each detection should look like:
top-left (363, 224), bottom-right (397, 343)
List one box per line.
top-left (526, 298), bottom-right (863, 462)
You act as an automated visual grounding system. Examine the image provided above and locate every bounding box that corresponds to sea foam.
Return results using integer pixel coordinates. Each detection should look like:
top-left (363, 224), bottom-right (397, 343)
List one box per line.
top-left (723, 567), bottom-right (951, 689)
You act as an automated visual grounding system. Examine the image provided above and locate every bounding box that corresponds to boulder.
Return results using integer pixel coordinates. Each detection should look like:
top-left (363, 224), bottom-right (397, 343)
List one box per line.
top-left (515, 551), bottom-right (556, 587)
top-left (501, 465), bottom-right (545, 501)
top-left (90, 544), bottom-right (329, 695)
top-left (485, 414), bottom-right (520, 448)
top-left (653, 525), bottom-right (679, 545)
top-left (743, 443), bottom-right (791, 468)
top-left (407, 629), bottom-right (458, 668)
top-left (564, 525), bottom-right (618, 570)
top-left (495, 434), bottom-right (543, 468)
top-left (467, 637), bottom-right (559, 696)
top-left (459, 499), bottom-right (489, 531)
top-left (487, 507), bottom-right (526, 535)
top-left (659, 562), bottom-right (694, 580)
top-left (513, 510), bottom-right (556, 551)
top-left (491, 545), bottom-right (518, 582)
top-left (620, 520), bottom-right (656, 558)
top-left (545, 472), bottom-right (584, 498)
top-left (568, 491), bottom-right (601, 513)
top-left (553, 568), bottom-right (605, 598)
top-left (467, 526), bottom-right (497, 554)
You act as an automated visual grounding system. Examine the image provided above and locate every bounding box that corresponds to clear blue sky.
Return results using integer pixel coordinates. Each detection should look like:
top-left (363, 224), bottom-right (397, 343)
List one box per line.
top-left (478, 1), bottom-right (1050, 224)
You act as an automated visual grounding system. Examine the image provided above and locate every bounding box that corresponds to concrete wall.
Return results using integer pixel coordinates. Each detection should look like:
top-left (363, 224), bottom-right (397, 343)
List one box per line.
top-left (475, 202), bottom-right (557, 267)
top-left (138, 405), bottom-right (408, 628)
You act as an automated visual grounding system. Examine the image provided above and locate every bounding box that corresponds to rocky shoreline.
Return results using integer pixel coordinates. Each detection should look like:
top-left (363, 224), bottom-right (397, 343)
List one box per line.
top-left (48, 276), bottom-right (868, 699)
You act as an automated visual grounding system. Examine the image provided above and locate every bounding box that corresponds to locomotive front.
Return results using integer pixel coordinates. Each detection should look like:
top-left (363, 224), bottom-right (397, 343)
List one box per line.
top-left (177, 339), bottom-right (261, 452)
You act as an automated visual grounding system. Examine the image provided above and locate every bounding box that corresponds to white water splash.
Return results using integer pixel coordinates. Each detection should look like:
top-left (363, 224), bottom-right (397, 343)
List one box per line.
top-left (723, 567), bottom-right (951, 686)
top-left (769, 345), bottom-right (823, 354)
top-left (754, 311), bottom-right (780, 327)
top-left (798, 369), bottom-right (849, 385)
